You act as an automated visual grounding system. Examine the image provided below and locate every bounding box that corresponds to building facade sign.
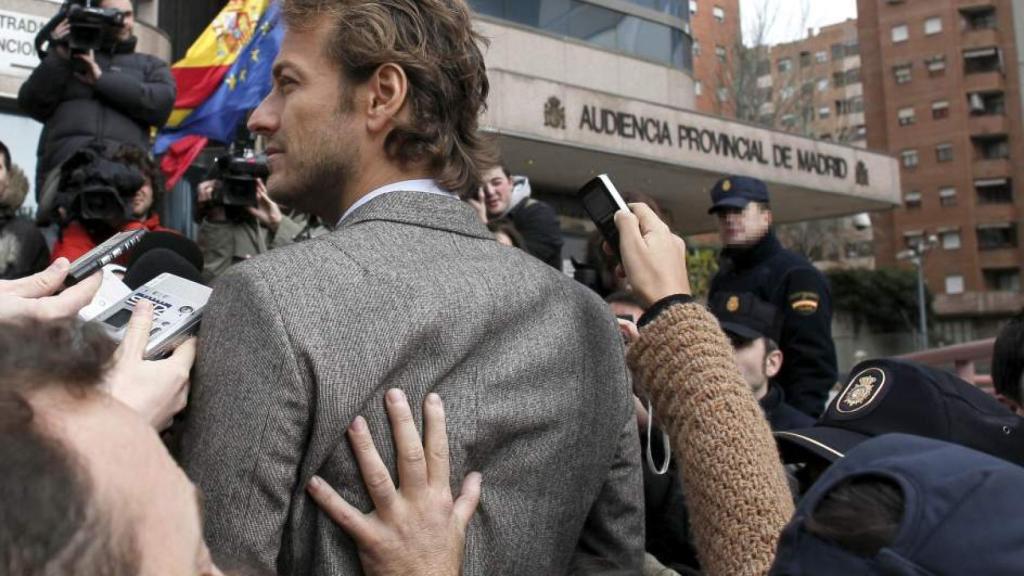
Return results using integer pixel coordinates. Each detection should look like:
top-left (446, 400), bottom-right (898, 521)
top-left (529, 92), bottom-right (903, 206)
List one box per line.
top-left (0, 10), bottom-right (47, 78)
top-left (483, 70), bottom-right (898, 204)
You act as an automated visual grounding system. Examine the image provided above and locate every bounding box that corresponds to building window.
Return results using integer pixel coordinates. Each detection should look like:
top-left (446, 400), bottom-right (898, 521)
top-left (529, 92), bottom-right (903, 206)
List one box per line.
top-left (936, 143), bottom-right (954, 163)
top-left (832, 71), bottom-right (846, 88)
top-left (814, 78), bottom-right (828, 92)
top-left (894, 63), bottom-right (913, 84)
top-left (977, 223), bottom-right (1018, 250)
top-left (845, 68), bottom-right (861, 85)
top-left (945, 275), bottom-right (965, 295)
top-left (940, 230), bottom-right (962, 250)
top-left (854, 124), bottom-right (867, 140)
top-left (818, 105), bottom-right (832, 119)
top-left (781, 113), bottom-right (797, 127)
top-left (932, 100), bottom-right (950, 119)
top-left (904, 231), bottom-right (924, 248)
top-left (717, 87), bottom-right (729, 102)
top-left (692, 41), bottom-right (701, 57)
top-left (939, 186), bottom-right (957, 206)
top-left (845, 42), bottom-right (860, 56)
top-left (964, 47), bottom-right (1002, 74)
top-left (815, 50), bottom-right (828, 64)
top-left (898, 107), bottom-right (916, 126)
top-left (715, 45), bottom-right (727, 62)
top-left (778, 58), bottom-right (792, 73)
top-left (799, 51), bottom-right (812, 68)
top-left (892, 24), bottom-right (909, 43)
top-left (689, 0), bottom-right (697, 15)
top-left (976, 178), bottom-right (1014, 204)
top-left (968, 91), bottom-right (1005, 115)
top-left (694, 80), bottom-right (702, 96)
top-left (831, 43), bottom-right (845, 60)
top-left (924, 17), bottom-right (943, 35)
top-left (904, 191), bottom-right (922, 208)
top-left (713, 6), bottom-right (725, 22)
top-left (984, 269), bottom-right (1021, 292)
top-left (962, 7), bottom-right (997, 31)
top-left (925, 55), bottom-right (947, 76)
top-left (974, 136), bottom-right (1010, 160)
top-left (901, 149), bottom-right (919, 168)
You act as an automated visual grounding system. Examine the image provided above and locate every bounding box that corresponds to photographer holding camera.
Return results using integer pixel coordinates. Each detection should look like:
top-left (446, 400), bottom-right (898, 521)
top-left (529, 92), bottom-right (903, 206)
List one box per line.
top-left (195, 158), bottom-right (321, 282)
top-left (19, 0), bottom-right (175, 222)
top-left (50, 144), bottom-right (174, 263)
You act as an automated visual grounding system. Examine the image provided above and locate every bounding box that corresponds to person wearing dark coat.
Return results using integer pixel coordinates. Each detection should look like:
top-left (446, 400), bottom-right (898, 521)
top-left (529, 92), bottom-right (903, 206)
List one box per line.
top-left (17, 0), bottom-right (175, 222)
top-left (707, 176), bottom-right (837, 417)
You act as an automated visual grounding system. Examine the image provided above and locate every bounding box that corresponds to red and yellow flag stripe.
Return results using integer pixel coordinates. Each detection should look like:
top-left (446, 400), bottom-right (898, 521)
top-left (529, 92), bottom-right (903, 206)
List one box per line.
top-left (167, 0), bottom-right (271, 128)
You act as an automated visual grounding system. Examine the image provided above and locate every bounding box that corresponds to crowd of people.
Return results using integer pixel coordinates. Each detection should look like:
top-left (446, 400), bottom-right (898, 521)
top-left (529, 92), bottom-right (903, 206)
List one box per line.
top-left (3, 0), bottom-right (1024, 575)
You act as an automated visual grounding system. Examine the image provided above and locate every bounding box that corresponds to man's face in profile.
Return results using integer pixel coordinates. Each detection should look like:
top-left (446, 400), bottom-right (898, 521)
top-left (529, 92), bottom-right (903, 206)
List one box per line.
top-left (248, 18), bottom-right (361, 222)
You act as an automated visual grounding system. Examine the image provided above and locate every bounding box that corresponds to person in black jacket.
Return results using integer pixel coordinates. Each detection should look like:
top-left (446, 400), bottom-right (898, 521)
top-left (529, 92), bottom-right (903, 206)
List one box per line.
top-left (709, 291), bottom-right (814, 432)
top-left (476, 164), bottom-right (563, 268)
top-left (707, 176), bottom-right (837, 418)
top-left (18, 0), bottom-right (175, 223)
top-left (0, 140), bottom-right (49, 280)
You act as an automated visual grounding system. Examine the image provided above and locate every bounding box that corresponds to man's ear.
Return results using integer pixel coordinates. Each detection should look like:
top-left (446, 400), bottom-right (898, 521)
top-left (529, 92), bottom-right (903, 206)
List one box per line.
top-left (364, 63), bottom-right (409, 134)
top-left (765, 349), bottom-right (783, 379)
top-left (995, 393), bottom-right (1024, 417)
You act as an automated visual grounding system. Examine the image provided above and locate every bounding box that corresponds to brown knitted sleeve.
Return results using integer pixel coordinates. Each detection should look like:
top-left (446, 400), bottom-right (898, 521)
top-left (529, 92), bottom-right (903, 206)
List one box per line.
top-left (627, 302), bottom-right (794, 576)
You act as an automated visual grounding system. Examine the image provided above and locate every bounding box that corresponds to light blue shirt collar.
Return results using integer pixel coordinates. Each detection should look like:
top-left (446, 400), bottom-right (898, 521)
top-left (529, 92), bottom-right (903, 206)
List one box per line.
top-left (337, 179), bottom-right (450, 226)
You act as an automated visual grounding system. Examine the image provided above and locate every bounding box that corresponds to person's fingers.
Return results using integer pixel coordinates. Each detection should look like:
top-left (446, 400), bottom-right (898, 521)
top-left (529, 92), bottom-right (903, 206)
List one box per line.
top-left (168, 337), bottom-right (198, 371)
top-left (2, 258), bottom-right (70, 298)
top-left (385, 389), bottom-right (429, 494)
top-left (628, 203), bottom-right (670, 236)
top-left (422, 393), bottom-right (451, 490)
top-left (31, 270), bottom-right (102, 320)
top-left (120, 301), bottom-right (154, 359)
top-left (256, 178), bottom-right (268, 196)
top-left (307, 476), bottom-right (373, 544)
top-left (348, 416), bottom-right (398, 510)
top-left (613, 209), bottom-right (643, 248)
top-left (453, 472), bottom-right (482, 529)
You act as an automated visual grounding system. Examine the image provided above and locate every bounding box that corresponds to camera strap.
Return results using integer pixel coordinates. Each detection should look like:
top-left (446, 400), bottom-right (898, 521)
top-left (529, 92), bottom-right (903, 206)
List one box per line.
top-left (645, 397), bottom-right (671, 476)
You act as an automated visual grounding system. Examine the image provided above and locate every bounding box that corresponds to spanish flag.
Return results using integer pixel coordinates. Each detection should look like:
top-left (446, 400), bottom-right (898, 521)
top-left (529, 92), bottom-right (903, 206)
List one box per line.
top-left (156, 0), bottom-right (281, 188)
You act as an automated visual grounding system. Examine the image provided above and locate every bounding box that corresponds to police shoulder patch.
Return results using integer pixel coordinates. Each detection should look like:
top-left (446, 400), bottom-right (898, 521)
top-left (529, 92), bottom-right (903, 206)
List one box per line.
top-left (835, 367), bottom-right (886, 414)
top-left (788, 290), bottom-right (820, 315)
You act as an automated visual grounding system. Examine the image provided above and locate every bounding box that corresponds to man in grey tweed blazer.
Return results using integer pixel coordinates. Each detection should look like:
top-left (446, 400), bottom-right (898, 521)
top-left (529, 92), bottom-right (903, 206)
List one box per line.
top-left (178, 1), bottom-right (644, 574)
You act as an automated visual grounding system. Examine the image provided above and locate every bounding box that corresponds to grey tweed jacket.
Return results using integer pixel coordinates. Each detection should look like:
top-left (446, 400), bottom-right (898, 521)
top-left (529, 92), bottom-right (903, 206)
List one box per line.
top-left (178, 191), bottom-right (644, 575)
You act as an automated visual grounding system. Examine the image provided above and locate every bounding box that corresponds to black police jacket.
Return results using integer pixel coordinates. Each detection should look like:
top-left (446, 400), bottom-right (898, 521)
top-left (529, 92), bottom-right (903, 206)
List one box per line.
top-left (760, 383), bottom-right (815, 431)
top-left (710, 230), bottom-right (838, 417)
top-left (18, 36), bottom-right (176, 187)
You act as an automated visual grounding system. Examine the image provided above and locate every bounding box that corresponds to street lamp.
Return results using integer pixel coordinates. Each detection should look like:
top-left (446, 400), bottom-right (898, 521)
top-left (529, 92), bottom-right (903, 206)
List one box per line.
top-left (897, 235), bottom-right (939, 350)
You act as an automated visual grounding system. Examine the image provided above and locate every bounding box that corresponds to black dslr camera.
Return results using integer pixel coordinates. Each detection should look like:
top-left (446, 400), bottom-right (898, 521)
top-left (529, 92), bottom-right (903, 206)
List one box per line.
top-left (56, 144), bottom-right (144, 223)
top-left (66, 1), bottom-right (125, 53)
top-left (209, 153), bottom-right (270, 208)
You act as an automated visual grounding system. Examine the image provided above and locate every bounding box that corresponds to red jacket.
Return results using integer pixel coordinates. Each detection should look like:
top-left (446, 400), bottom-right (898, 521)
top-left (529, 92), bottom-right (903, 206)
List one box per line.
top-left (51, 214), bottom-right (175, 264)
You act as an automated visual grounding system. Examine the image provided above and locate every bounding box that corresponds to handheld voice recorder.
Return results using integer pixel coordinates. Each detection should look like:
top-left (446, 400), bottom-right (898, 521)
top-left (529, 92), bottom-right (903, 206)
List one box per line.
top-left (94, 273), bottom-right (212, 360)
top-left (578, 174), bottom-right (630, 253)
top-left (65, 229), bottom-right (147, 286)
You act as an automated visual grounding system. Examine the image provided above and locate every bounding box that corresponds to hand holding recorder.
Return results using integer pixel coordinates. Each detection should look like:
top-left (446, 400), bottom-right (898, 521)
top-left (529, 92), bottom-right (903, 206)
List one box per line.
top-left (0, 258), bottom-right (101, 322)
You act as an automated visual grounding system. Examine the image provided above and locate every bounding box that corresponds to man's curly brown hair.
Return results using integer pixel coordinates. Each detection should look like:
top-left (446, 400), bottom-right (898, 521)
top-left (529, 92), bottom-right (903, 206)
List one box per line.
top-left (281, 0), bottom-right (498, 195)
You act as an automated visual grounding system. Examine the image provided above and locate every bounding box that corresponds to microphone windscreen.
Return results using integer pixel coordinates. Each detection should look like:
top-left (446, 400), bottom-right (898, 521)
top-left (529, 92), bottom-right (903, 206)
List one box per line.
top-left (124, 248), bottom-right (204, 290)
top-left (127, 231), bottom-right (204, 272)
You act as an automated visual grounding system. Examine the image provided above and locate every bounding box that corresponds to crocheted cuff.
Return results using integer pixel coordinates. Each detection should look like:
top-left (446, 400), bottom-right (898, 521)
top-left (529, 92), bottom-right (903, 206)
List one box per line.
top-left (637, 294), bottom-right (695, 328)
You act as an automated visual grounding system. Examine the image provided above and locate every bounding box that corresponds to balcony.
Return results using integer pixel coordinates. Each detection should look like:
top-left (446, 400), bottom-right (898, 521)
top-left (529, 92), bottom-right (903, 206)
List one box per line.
top-left (962, 28), bottom-right (1000, 51)
top-left (969, 114), bottom-right (1007, 136)
top-left (964, 70), bottom-right (1005, 93)
top-left (974, 158), bottom-right (1012, 180)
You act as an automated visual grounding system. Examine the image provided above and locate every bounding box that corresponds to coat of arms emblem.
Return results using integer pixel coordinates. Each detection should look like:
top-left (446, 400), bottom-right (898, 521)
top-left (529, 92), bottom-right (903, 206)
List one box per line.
top-left (544, 96), bottom-right (566, 130)
top-left (836, 368), bottom-right (886, 413)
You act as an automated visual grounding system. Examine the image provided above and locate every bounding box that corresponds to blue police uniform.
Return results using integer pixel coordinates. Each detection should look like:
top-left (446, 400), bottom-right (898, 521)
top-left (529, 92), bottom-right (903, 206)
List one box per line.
top-left (707, 176), bottom-right (838, 417)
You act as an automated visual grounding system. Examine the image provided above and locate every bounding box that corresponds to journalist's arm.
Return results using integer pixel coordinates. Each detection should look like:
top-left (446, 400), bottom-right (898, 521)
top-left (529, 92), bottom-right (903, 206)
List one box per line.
top-left (616, 206), bottom-right (794, 576)
top-left (17, 51), bottom-right (75, 122)
top-left (91, 55), bottom-right (176, 127)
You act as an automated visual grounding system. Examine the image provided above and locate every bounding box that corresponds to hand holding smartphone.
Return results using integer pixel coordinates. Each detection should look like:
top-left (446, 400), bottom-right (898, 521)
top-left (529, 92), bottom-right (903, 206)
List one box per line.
top-left (578, 174), bottom-right (630, 254)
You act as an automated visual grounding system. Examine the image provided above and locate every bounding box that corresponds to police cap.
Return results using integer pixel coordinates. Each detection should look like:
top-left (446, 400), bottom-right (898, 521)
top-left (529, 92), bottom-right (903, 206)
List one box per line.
top-left (707, 176), bottom-right (770, 215)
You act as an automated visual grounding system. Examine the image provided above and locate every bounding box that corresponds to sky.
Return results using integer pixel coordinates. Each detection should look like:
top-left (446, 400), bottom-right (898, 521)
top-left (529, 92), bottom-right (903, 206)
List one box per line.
top-left (740, 0), bottom-right (859, 46)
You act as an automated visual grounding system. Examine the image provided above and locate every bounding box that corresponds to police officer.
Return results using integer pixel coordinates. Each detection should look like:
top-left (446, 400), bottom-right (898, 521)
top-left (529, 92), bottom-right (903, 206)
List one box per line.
top-left (709, 292), bottom-right (814, 431)
top-left (707, 176), bottom-right (837, 417)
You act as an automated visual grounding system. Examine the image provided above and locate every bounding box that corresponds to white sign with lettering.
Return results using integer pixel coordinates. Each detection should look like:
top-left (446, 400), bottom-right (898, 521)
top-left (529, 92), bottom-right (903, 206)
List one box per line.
top-left (0, 10), bottom-right (48, 78)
